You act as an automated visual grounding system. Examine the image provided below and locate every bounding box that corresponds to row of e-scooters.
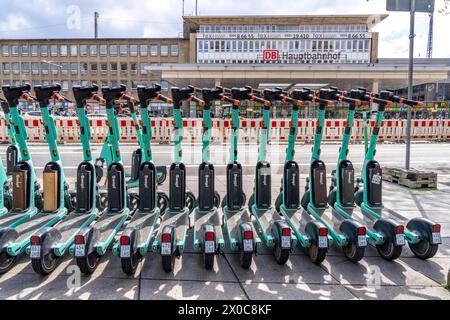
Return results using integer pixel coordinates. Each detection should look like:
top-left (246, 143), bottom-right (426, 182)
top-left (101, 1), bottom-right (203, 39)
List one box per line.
top-left (0, 83), bottom-right (442, 277)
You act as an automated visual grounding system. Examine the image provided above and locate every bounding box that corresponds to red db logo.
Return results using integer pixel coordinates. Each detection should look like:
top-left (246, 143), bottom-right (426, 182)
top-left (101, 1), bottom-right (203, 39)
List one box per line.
top-left (263, 50), bottom-right (279, 61)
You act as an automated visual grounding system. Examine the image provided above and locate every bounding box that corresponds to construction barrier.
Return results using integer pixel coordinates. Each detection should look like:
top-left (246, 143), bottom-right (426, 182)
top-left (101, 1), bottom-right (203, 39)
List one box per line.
top-left (0, 116), bottom-right (449, 144)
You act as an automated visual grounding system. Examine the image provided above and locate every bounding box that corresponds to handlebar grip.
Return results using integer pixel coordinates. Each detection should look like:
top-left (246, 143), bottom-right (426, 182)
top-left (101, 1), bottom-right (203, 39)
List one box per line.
top-left (90, 94), bottom-right (106, 104)
top-left (312, 97), bottom-right (334, 106)
top-left (188, 95), bottom-right (205, 107)
top-left (370, 96), bottom-right (393, 106)
top-left (339, 96), bottom-right (361, 106)
top-left (399, 97), bottom-right (422, 107)
top-left (120, 94), bottom-right (137, 104)
top-left (155, 94), bottom-right (173, 104)
top-left (52, 92), bottom-right (66, 103)
top-left (251, 96), bottom-right (270, 107)
top-left (21, 92), bottom-right (35, 103)
top-left (221, 95), bottom-right (240, 106)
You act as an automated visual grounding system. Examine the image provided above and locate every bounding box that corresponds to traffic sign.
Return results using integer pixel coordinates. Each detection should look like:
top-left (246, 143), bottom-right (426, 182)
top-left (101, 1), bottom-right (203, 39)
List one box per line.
top-left (386, 0), bottom-right (434, 12)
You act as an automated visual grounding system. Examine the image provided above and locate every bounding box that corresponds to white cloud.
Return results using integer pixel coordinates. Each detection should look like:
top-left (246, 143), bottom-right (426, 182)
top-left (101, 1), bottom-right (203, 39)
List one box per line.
top-left (0, 14), bottom-right (30, 32)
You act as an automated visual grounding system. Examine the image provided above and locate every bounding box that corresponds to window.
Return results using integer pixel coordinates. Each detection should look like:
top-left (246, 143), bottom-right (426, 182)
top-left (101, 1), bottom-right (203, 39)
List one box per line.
top-left (60, 63), bottom-right (68, 74)
top-left (90, 63), bottom-right (98, 73)
top-left (2, 80), bottom-right (10, 86)
top-left (100, 63), bottom-right (107, 73)
top-left (2, 63), bottom-right (10, 74)
top-left (22, 63), bottom-right (30, 74)
top-left (160, 45), bottom-right (168, 56)
top-left (80, 62), bottom-right (88, 74)
top-left (70, 45), bottom-right (78, 56)
top-left (41, 62), bottom-right (49, 74)
top-left (90, 45), bottom-right (97, 56)
top-left (130, 63), bottom-right (137, 74)
top-left (21, 45), bottom-right (29, 56)
top-left (110, 62), bottom-right (117, 72)
top-left (140, 45), bottom-right (147, 56)
top-left (61, 81), bottom-right (69, 91)
top-left (140, 63), bottom-right (148, 74)
top-left (81, 80), bottom-right (88, 87)
top-left (120, 45), bottom-right (127, 56)
top-left (131, 80), bottom-right (138, 90)
top-left (11, 63), bottom-right (19, 74)
top-left (40, 45), bottom-right (48, 56)
top-left (110, 45), bottom-right (117, 56)
top-left (170, 44), bottom-right (179, 56)
top-left (51, 64), bottom-right (59, 74)
top-left (100, 45), bottom-right (107, 56)
top-left (80, 45), bottom-right (87, 56)
top-left (71, 62), bottom-right (78, 74)
top-left (150, 44), bottom-right (158, 56)
top-left (111, 80), bottom-right (118, 87)
top-left (60, 45), bottom-right (67, 56)
top-left (120, 62), bottom-right (128, 73)
top-left (31, 45), bottom-right (38, 56)
top-left (12, 46), bottom-right (19, 56)
top-left (32, 63), bottom-right (39, 74)
top-left (130, 45), bottom-right (137, 56)
top-left (2, 45), bottom-right (9, 56)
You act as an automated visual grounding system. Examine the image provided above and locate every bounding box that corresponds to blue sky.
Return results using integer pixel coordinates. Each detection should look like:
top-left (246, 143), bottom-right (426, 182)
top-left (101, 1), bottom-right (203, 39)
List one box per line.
top-left (0, 0), bottom-right (449, 58)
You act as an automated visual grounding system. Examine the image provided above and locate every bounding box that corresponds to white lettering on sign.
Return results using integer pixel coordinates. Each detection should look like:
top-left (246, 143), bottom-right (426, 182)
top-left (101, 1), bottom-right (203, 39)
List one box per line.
top-left (197, 32), bottom-right (372, 40)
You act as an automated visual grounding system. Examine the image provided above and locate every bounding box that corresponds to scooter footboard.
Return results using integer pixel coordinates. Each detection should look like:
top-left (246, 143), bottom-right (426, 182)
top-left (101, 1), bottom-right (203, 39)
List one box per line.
top-left (373, 218), bottom-right (405, 246)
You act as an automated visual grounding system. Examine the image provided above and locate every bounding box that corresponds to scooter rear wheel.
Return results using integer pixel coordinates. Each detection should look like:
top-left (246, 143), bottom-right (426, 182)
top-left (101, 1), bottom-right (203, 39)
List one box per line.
top-left (204, 252), bottom-right (215, 270)
top-left (31, 253), bottom-right (58, 275)
top-left (408, 239), bottom-right (438, 260)
top-left (376, 240), bottom-right (403, 261)
top-left (343, 243), bottom-right (365, 263)
top-left (275, 194), bottom-right (282, 213)
top-left (240, 251), bottom-right (253, 269)
top-left (157, 192), bottom-right (169, 214)
top-left (308, 243), bottom-right (327, 264)
top-left (121, 252), bottom-right (141, 275)
top-left (186, 192), bottom-right (196, 213)
top-left (0, 252), bottom-right (16, 274)
top-left (273, 244), bottom-right (290, 265)
top-left (77, 252), bottom-right (100, 274)
top-left (162, 255), bottom-right (174, 273)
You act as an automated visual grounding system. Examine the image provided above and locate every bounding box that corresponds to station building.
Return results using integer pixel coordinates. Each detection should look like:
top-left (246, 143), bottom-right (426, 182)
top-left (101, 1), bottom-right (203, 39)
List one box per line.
top-left (1, 14), bottom-right (449, 102)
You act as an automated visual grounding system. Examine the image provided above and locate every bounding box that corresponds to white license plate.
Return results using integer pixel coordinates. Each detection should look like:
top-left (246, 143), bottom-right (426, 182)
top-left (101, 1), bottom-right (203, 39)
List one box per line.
top-left (281, 236), bottom-right (291, 249)
top-left (204, 241), bottom-right (215, 253)
top-left (243, 239), bottom-right (253, 252)
top-left (75, 244), bottom-right (85, 257)
top-left (357, 235), bottom-right (367, 247)
top-left (318, 236), bottom-right (328, 249)
top-left (161, 242), bottom-right (171, 255)
top-left (396, 233), bottom-right (406, 246)
top-left (120, 245), bottom-right (131, 258)
top-left (30, 245), bottom-right (41, 258)
top-left (432, 232), bottom-right (442, 245)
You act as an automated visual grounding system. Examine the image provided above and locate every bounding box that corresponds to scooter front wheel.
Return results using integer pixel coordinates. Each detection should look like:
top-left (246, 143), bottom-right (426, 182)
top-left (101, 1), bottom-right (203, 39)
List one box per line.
top-left (162, 255), bottom-right (174, 273)
top-left (376, 240), bottom-right (403, 261)
top-left (273, 243), bottom-right (290, 265)
top-left (240, 251), bottom-right (253, 269)
top-left (308, 243), bottom-right (327, 264)
top-left (408, 239), bottom-right (438, 260)
top-left (77, 252), bottom-right (100, 274)
top-left (121, 252), bottom-right (141, 275)
top-left (0, 252), bottom-right (16, 274)
top-left (204, 252), bottom-right (215, 270)
top-left (31, 253), bottom-right (58, 275)
top-left (343, 243), bottom-right (365, 263)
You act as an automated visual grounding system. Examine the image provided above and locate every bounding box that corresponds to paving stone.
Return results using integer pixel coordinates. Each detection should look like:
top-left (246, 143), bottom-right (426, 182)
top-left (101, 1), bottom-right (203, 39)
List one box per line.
top-left (344, 284), bottom-right (450, 300)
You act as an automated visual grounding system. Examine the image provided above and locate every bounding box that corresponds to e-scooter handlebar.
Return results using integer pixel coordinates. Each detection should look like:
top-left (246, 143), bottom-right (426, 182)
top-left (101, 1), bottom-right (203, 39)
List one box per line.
top-left (34, 84), bottom-right (69, 106)
top-left (136, 84), bottom-right (173, 108)
top-left (2, 84), bottom-right (36, 106)
top-left (325, 87), bottom-right (361, 107)
top-left (72, 84), bottom-right (106, 107)
top-left (349, 88), bottom-right (392, 107)
top-left (377, 90), bottom-right (423, 107)
top-left (171, 86), bottom-right (205, 109)
top-left (101, 85), bottom-right (135, 108)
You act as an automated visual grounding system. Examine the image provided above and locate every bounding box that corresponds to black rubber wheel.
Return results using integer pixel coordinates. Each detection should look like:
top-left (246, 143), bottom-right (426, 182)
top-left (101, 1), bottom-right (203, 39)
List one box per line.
top-left (343, 243), bottom-right (365, 263)
top-left (0, 252), bottom-right (16, 274)
top-left (301, 191), bottom-right (310, 211)
top-left (162, 255), bottom-right (174, 272)
top-left (221, 192), bottom-right (246, 209)
top-left (240, 251), bottom-right (253, 269)
top-left (408, 239), bottom-right (439, 260)
top-left (186, 192), bottom-right (196, 213)
top-left (273, 244), bottom-right (290, 265)
top-left (35, 191), bottom-right (44, 211)
top-left (354, 190), bottom-right (364, 207)
top-left (157, 192), bottom-right (169, 214)
top-left (96, 191), bottom-right (108, 211)
top-left (247, 193), bottom-right (255, 208)
top-left (157, 170), bottom-right (167, 186)
top-left (204, 252), bottom-right (215, 270)
top-left (327, 189), bottom-right (337, 207)
top-left (214, 191), bottom-right (221, 208)
top-left (121, 252), bottom-right (141, 275)
top-left (308, 243), bottom-right (327, 264)
top-left (31, 252), bottom-right (58, 275)
top-left (77, 252), bottom-right (100, 274)
top-left (275, 194), bottom-right (282, 213)
top-left (376, 240), bottom-right (403, 261)
top-left (127, 193), bottom-right (139, 212)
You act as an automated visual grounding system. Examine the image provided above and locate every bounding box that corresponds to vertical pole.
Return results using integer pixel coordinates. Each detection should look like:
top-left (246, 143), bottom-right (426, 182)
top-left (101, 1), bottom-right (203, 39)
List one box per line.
top-left (405, 0), bottom-right (415, 170)
top-left (195, 0), bottom-right (198, 15)
top-left (94, 12), bottom-right (99, 39)
top-left (182, 0), bottom-right (185, 16)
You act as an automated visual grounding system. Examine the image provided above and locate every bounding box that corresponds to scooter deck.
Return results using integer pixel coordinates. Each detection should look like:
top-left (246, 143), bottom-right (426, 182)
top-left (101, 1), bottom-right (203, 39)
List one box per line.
top-left (251, 206), bottom-right (281, 237)
top-left (223, 207), bottom-right (261, 251)
top-left (157, 209), bottom-right (189, 247)
top-left (282, 207), bottom-right (315, 234)
top-left (126, 210), bottom-right (159, 245)
top-left (55, 212), bottom-right (98, 242)
top-left (94, 213), bottom-right (128, 243)
top-left (9, 212), bottom-right (66, 244)
top-left (193, 208), bottom-right (224, 251)
top-left (0, 212), bottom-right (33, 229)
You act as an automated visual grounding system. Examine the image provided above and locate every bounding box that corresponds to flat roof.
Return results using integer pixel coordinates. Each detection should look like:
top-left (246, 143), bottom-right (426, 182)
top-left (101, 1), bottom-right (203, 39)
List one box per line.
top-left (183, 14), bottom-right (388, 29)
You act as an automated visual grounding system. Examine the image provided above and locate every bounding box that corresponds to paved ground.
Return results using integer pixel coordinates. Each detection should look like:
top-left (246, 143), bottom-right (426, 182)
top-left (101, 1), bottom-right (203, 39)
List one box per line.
top-left (0, 142), bottom-right (449, 300)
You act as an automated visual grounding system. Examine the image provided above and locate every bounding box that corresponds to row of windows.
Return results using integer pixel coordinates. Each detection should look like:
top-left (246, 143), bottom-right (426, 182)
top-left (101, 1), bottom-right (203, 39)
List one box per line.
top-left (197, 59), bottom-right (370, 64)
top-left (1, 44), bottom-right (178, 58)
top-left (198, 24), bottom-right (367, 33)
top-left (1, 79), bottom-right (169, 91)
top-left (2, 62), bottom-right (155, 75)
top-left (198, 39), bottom-right (371, 53)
